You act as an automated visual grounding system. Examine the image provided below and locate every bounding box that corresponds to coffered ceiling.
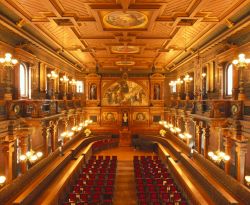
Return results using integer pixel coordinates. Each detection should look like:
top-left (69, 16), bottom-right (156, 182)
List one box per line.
top-left (0, 0), bottom-right (249, 74)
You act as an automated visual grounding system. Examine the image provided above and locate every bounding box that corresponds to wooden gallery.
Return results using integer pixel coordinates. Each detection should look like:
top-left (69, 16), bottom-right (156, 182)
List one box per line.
top-left (0, 0), bottom-right (250, 205)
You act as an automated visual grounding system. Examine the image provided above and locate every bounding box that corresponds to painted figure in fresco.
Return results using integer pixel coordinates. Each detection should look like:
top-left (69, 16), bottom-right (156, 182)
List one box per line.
top-left (122, 112), bottom-right (128, 127)
top-left (154, 84), bottom-right (160, 100)
top-left (90, 84), bottom-right (97, 100)
top-left (103, 81), bottom-right (147, 106)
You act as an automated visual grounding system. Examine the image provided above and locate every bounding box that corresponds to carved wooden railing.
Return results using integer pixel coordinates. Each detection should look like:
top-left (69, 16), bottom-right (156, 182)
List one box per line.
top-left (168, 100), bottom-right (243, 119)
top-left (5, 99), bottom-right (82, 119)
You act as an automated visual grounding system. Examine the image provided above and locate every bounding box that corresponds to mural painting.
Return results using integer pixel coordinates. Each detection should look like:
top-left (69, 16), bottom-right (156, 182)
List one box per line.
top-left (102, 80), bottom-right (148, 106)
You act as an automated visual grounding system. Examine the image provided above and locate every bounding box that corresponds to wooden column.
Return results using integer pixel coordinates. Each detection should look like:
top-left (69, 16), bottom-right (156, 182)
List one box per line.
top-left (50, 120), bottom-right (59, 152)
top-left (185, 118), bottom-right (192, 146)
top-left (223, 137), bottom-right (232, 175)
top-left (0, 141), bottom-right (15, 183)
top-left (18, 134), bottom-right (28, 174)
top-left (235, 142), bottom-right (248, 183)
top-left (194, 121), bottom-right (202, 153)
top-left (41, 121), bottom-right (50, 157)
top-left (202, 124), bottom-right (210, 158)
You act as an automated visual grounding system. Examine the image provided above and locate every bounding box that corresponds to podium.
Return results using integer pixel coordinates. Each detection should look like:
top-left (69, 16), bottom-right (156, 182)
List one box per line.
top-left (119, 128), bottom-right (131, 147)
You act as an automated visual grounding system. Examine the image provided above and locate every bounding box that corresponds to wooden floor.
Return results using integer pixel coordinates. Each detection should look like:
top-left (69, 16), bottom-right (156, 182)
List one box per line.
top-left (96, 147), bottom-right (156, 205)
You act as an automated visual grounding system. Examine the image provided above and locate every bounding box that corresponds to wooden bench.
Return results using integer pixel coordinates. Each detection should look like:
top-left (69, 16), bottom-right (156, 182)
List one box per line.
top-left (180, 153), bottom-right (239, 205)
top-left (168, 157), bottom-right (210, 205)
top-left (13, 152), bottom-right (72, 205)
top-left (165, 139), bottom-right (181, 161)
top-left (33, 153), bottom-right (85, 205)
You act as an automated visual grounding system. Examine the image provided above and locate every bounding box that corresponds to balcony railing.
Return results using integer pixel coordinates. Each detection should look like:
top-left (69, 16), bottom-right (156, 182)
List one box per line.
top-left (168, 100), bottom-right (243, 119)
top-left (4, 99), bottom-right (82, 119)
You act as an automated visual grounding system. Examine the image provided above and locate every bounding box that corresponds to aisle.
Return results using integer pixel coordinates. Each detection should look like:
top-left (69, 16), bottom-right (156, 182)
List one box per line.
top-left (113, 160), bottom-right (137, 205)
top-left (96, 147), bottom-right (156, 205)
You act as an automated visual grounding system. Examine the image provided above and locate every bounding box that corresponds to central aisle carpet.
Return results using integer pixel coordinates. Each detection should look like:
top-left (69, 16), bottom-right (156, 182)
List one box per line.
top-left (113, 160), bottom-right (137, 205)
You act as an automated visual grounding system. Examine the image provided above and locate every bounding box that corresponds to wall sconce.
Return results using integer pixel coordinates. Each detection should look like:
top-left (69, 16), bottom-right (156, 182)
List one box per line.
top-left (245, 176), bottom-right (250, 187)
top-left (0, 176), bottom-right (6, 187)
top-left (19, 151), bottom-right (43, 164)
top-left (47, 71), bottom-right (58, 79)
top-left (232, 53), bottom-right (250, 100)
top-left (0, 53), bottom-right (18, 69)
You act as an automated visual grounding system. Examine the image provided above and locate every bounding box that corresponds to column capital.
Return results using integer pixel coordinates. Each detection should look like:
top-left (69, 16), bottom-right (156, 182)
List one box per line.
top-left (235, 142), bottom-right (248, 154)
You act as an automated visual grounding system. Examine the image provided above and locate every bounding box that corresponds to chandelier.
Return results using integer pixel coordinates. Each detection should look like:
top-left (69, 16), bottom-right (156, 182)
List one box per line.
top-left (208, 151), bottom-right (230, 163)
top-left (0, 53), bottom-right (18, 68)
top-left (69, 78), bottom-right (76, 85)
top-left (183, 74), bottom-right (193, 82)
top-left (47, 71), bottom-right (58, 79)
top-left (60, 75), bottom-right (69, 83)
top-left (232, 53), bottom-right (250, 68)
top-left (19, 150), bottom-right (43, 163)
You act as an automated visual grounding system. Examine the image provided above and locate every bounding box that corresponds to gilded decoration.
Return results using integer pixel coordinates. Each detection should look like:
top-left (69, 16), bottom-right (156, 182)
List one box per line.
top-left (115, 61), bottom-right (135, 66)
top-left (111, 46), bottom-right (140, 54)
top-left (103, 11), bottom-right (148, 29)
top-left (102, 80), bottom-right (148, 106)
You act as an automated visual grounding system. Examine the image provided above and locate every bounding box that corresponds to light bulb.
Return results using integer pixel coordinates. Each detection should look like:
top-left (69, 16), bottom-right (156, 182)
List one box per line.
top-left (30, 155), bottom-right (38, 162)
top-left (0, 176), bottom-right (6, 185)
top-left (36, 152), bottom-right (43, 158)
top-left (20, 155), bottom-right (27, 161)
top-left (232, 60), bottom-right (238, 65)
top-left (208, 151), bottom-right (214, 157)
top-left (11, 59), bottom-right (18, 64)
top-left (26, 151), bottom-right (32, 157)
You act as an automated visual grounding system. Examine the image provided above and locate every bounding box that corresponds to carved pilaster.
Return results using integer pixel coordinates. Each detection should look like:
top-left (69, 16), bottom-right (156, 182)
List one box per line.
top-left (41, 121), bottom-right (50, 157)
top-left (50, 120), bottom-right (59, 152)
top-left (194, 121), bottom-right (202, 153)
top-left (185, 118), bottom-right (192, 145)
top-left (235, 142), bottom-right (248, 183)
top-left (235, 142), bottom-right (247, 184)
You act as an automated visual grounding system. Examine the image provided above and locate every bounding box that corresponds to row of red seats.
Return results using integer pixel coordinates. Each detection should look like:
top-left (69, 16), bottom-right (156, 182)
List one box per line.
top-left (134, 156), bottom-right (188, 205)
top-left (92, 139), bottom-right (118, 152)
top-left (63, 155), bottom-right (117, 205)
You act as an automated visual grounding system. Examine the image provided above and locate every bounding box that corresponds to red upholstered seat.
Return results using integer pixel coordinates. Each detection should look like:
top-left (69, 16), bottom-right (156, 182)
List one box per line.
top-left (69, 193), bottom-right (76, 202)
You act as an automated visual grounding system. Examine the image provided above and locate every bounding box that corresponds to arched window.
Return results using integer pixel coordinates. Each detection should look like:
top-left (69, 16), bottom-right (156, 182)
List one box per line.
top-left (20, 63), bottom-right (28, 97)
top-left (76, 81), bottom-right (84, 93)
top-left (226, 64), bottom-right (233, 96)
